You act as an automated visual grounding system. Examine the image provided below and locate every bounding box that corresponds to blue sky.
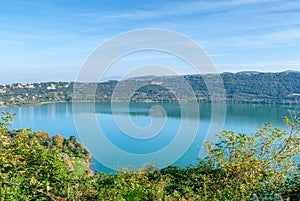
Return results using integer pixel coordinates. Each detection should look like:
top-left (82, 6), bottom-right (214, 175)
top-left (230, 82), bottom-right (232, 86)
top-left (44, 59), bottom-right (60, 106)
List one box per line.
top-left (0, 0), bottom-right (300, 84)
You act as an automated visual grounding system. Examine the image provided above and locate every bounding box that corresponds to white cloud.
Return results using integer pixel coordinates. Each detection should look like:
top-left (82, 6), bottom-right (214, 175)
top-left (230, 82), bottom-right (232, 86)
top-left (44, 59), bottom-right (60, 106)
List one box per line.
top-left (76, 0), bottom-right (280, 23)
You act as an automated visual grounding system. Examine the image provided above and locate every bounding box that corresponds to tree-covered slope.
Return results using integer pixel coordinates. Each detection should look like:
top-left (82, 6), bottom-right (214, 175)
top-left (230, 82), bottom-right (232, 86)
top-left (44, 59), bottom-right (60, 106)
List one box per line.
top-left (0, 72), bottom-right (300, 107)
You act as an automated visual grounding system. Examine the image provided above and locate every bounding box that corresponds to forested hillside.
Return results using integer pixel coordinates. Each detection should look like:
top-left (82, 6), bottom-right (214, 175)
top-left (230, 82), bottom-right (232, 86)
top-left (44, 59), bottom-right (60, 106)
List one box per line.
top-left (0, 72), bottom-right (299, 107)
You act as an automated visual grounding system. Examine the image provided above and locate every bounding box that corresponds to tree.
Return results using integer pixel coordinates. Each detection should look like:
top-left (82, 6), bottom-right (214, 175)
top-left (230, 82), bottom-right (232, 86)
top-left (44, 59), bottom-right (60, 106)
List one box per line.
top-left (69, 135), bottom-right (77, 144)
top-left (204, 112), bottom-right (300, 200)
top-left (0, 130), bottom-right (73, 200)
top-left (52, 134), bottom-right (64, 149)
top-left (0, 112), bottom-right (15, 135)
top-left (0, 112), bottom-right (74, 200)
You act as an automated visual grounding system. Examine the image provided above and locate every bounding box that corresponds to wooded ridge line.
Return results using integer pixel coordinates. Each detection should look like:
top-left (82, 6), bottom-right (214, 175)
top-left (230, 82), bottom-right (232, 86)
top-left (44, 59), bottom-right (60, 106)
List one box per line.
top-left (1, 71), bottom-right (300, 107)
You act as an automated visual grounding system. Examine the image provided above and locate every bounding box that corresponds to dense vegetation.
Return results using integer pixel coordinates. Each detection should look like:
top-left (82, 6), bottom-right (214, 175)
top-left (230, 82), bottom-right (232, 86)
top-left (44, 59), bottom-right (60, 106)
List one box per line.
top-left (1, 72), bottom-right (300, 107)
top-left (1, 112), bottom-right (300, 200)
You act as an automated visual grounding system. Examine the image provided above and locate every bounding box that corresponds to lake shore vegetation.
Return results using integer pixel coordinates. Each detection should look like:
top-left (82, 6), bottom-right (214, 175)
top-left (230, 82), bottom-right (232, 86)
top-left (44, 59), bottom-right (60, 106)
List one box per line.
top-left (0, 112), bottom-right (300, 200)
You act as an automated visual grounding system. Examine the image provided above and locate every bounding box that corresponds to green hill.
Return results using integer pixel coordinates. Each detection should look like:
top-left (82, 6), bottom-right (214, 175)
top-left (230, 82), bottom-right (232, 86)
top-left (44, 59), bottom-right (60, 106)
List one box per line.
top-left (1, 72), bottom-right (300, 107)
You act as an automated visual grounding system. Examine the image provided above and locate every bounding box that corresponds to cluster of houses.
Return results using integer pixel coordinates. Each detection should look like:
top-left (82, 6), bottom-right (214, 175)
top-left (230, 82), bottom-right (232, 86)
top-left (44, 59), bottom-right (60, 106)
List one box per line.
top-left (0, 82), bottom-right (71, 107)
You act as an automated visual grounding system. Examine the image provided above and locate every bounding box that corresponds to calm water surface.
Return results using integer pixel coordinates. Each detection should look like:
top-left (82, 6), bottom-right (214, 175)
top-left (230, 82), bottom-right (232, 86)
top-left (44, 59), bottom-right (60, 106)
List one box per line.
top-left (2, 102), bottom-right (298, 173)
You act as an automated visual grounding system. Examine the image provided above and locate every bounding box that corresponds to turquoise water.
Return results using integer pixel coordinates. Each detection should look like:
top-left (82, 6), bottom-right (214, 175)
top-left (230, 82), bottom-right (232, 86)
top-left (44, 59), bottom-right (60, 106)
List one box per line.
top-left (2, 102), bottom-right (298, 173)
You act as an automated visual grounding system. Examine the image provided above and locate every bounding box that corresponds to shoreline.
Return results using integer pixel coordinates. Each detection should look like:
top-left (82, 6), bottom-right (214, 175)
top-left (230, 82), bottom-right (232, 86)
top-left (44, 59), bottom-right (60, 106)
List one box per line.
top-left (0, 100), bottom-right (299, 109)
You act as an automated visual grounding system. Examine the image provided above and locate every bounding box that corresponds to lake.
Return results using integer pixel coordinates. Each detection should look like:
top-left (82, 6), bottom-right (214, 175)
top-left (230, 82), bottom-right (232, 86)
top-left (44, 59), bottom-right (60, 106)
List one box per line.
top-left (2, 102), bottom-right (298, 173)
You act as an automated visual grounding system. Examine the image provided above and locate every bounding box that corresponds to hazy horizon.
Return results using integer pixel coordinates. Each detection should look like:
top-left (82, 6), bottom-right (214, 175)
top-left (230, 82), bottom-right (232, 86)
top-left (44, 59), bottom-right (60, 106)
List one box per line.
top-left (1, 69), bottom-right (299, 85)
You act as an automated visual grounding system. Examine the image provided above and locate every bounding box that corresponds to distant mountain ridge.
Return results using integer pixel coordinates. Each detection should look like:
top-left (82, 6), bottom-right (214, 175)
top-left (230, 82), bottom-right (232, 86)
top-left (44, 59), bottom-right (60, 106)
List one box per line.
top-left (121, 70), bottom-right (300, 81)
top-left (281, 70), bottom-right (300, 74)
top-left (235, 71), bottom-right (261, 75)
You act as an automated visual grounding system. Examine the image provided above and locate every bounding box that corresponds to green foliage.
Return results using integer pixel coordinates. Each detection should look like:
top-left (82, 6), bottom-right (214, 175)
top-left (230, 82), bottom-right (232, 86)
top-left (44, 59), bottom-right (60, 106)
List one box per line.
top-left (61, 135), bottom-right (90, 161)
top-left (1, 112), bottom-right (300, 200)
top-left (0, 112), bottom-right (15, 135)
top-left (94, 169), bottom-right (173, 201)
top-left (0, 112), bottom-right (92, 200)
top-left (282, 165), bottom-right (300, 200)
top-left (204, 111), bottom-right (300, 200)
top-left (52, 134), bottom-right (64, 149)
top-left (0, 127), bottom-right (72, 200)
